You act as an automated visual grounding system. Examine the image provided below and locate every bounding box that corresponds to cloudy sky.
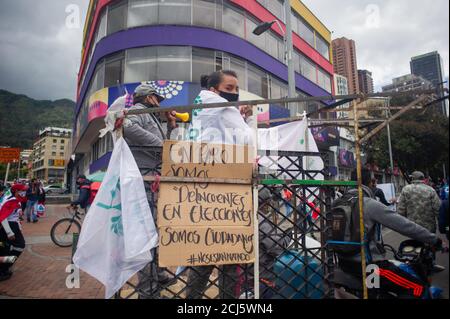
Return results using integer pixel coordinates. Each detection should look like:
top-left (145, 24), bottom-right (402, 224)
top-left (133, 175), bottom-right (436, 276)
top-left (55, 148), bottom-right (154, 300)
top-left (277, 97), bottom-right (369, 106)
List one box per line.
top-left (0, 0), bottom-right (448, 101)
top-left (303, 0), bottom-right (449, 91)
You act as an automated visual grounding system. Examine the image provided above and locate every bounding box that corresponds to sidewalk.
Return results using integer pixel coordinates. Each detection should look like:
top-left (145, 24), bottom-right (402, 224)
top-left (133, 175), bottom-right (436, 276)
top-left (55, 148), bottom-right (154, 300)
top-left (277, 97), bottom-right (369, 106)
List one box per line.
top-left (0, 205), bottom-right (104, 299)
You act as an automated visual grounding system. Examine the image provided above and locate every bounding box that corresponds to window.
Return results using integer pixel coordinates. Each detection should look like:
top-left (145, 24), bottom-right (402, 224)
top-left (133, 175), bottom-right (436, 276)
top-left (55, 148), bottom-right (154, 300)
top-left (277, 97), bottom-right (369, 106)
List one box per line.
top-left (230, 57), bottom-right (246, 91)
top-left (60, 146), bottom-right (65, 150)
top-left (247, 18), bottom-right (266, 50)
top-left (52, 145), bottom-right (57, 150)
top-left (60, 152), bottom-right (65, 157)
top-left (257, 0), bottom-right (284, 22)
top-left (223, 5), bottom-right (244, 39)
top-left (247, 65), bottom-right (268, 98)
top-left (125, 47), bottom-right (157, 83)
top-left (293, 51), bottom-right (301, 74)
top-left (48, 160), bottom-right (54, 166)
top-left (192, 48), bottom-right (215, 84)
top-left (193, 0), bottom-right (216, 28)
top-left (270, 77), bottom-right (287, 99)
top-left (290, 13), bottom-right (298, 34)
top-left (128, 0), bottom-right (158, 28)
top-left (104, 53), bottom-right (125, 87)
top-left (61, 140), bottom-right (65, 144)
top-left (95, 10), bottom-right (107, 44)
top-left (159, 0), bottom-right (191, 25)
top-left (53, 139), bottom-right (57, 143)
top-left (156, 46), bottom-right (191, 81)
top-left (107, 0), bottom-right (128, 35)
top-left (298, 18), bottom-right (315, 48)
top-left (266, 32), bottom-right (281, 60)
top-left (300, 55), bottom-right (317, 83)
top-left (52, 152), bottom-right (56, 156)
top-left (316, 35), bottom-right (330, 60)
top-left (318, 69), bottom-right (332, 93)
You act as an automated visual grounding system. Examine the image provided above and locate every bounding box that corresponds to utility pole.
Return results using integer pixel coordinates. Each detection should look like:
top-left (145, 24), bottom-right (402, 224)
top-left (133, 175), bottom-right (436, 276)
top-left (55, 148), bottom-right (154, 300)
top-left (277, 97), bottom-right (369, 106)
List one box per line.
top-left (284, 0), bottom-right (297, 116)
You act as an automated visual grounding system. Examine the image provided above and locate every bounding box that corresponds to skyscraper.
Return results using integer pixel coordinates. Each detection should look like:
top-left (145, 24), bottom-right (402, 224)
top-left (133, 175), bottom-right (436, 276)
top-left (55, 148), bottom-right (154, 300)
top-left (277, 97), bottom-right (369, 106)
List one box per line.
top-left (358, 69), bottom-right (374, 94)
top-left (410, 51), bottom-right (448, 115)
top-left (332, 37), bottom-right (359, 94)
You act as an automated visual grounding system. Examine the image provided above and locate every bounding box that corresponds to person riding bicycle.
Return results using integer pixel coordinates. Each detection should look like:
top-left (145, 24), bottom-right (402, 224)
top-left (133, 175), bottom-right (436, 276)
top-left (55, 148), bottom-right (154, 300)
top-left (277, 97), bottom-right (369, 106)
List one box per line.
top-left (335, 168), bottom-right (442, 298)
top-left (70, 175), bottom-right (92, 212)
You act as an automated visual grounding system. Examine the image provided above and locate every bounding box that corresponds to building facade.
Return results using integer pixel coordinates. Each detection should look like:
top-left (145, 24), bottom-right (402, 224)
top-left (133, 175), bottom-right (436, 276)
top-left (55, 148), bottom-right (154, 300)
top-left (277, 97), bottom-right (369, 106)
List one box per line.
top-left (358, 69), bottom-right (374, 94)
top-left (73, 0), bottom-right (335, 177)
top-left (31, 128), bottom-right (72, 184)
top-left (382, 74), bottom-right (433, 93)
top-left (334, 74), bottom-right (350, 119)
top-left (332, 37), bottom-right (359, 94)
top-left (410, 51), bottom-right (448, 116)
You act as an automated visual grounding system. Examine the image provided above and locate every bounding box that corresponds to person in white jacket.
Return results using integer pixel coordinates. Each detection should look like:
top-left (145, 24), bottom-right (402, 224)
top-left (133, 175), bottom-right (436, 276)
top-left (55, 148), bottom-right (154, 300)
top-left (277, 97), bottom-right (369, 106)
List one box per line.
top-left (189, 70), bottom-right (254, 146)
top-left (186, 70), bottom-right (253, 299)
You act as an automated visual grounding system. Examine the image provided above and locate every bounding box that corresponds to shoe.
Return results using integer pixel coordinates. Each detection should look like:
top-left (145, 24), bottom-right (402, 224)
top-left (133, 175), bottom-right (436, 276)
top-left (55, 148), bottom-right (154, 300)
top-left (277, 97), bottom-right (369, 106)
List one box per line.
top-left (1, 256), bottom-right (17, 264)
top-left (33, 220), bottom-right (38, 223)
top-left (432, 264), bottom-right (446, 273)
top-left (27, 219), bottom-right (31, 223)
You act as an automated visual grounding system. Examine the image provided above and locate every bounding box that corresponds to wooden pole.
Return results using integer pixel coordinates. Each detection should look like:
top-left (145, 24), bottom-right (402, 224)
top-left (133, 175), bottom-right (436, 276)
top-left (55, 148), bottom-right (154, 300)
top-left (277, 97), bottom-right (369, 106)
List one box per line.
top-left (353, 99), bottom-right (369, 300)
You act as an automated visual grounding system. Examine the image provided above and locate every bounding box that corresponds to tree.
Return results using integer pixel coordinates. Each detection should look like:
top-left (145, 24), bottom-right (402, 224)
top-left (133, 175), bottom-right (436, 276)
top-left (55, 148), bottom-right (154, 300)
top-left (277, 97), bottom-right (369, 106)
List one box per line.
top-left (364, 106), bottom-right (449, 180)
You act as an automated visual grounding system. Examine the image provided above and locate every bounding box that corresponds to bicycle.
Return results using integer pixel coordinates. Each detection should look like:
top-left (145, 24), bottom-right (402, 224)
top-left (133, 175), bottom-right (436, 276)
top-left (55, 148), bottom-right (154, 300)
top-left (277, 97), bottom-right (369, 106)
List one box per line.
top-left (50, 205), bottom-right (84, 248)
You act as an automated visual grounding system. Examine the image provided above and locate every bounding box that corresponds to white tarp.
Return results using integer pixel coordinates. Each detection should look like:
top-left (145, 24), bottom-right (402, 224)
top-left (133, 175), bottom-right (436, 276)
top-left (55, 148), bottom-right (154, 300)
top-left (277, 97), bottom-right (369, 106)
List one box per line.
top-left (73, 137), bottom-right (158, 299)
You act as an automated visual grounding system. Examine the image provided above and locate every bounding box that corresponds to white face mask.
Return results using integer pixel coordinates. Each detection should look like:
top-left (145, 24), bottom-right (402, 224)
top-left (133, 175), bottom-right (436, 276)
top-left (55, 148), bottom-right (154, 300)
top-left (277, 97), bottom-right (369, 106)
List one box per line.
top-left (18, 191), bottom-right (26, 197)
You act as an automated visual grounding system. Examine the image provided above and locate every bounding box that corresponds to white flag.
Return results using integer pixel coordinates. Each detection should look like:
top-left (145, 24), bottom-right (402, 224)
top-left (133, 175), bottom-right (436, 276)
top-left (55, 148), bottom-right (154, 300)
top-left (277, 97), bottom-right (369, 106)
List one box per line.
top-left (73, 137), bottom-right (158, 299)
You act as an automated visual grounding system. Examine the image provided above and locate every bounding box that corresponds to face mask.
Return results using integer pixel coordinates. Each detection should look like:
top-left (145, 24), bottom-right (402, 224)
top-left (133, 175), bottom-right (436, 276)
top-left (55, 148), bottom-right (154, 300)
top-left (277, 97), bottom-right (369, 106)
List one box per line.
top-left (219, 91), bottom-right (239, 102)
top-left (18, 191), bottom-right (26, 198)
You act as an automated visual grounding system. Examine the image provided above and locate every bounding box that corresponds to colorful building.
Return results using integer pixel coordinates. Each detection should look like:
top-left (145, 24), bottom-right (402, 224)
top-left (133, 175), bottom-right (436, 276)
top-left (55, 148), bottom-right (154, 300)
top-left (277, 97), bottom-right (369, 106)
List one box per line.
top-left (73, 0), bottom-right (335, 178)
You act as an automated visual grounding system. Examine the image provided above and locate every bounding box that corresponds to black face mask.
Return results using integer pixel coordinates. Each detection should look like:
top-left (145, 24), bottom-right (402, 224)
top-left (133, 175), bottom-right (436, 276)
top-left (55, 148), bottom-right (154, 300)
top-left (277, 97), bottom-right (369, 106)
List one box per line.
top-left (219, 91), bottom-right (239, 102)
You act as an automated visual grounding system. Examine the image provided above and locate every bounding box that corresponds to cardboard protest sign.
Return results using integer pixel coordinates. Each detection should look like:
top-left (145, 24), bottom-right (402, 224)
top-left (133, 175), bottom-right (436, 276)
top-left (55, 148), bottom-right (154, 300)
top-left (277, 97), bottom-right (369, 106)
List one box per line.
top-left (158, 141), bottom-right (255, 267)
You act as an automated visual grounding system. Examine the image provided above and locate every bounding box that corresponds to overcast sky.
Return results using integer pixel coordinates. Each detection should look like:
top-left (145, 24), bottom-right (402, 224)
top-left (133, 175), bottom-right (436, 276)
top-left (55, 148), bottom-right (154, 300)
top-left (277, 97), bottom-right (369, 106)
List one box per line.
top-left (0, 0), bottom-right (448, 101)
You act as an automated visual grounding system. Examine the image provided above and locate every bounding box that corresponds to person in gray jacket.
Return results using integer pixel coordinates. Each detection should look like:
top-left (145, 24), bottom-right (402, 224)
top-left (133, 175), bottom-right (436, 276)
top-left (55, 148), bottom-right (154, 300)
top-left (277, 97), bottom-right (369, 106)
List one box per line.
top-left (337, 168), bottom-right (442, 298)
top-left (123, 83), bottom-right (178, 299)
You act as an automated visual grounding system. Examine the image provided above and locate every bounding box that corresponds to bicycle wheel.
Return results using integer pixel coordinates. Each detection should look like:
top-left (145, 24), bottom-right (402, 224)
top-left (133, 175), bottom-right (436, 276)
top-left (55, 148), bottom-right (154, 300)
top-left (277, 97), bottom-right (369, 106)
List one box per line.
top-left (50, 218), bottom-right (81, 248)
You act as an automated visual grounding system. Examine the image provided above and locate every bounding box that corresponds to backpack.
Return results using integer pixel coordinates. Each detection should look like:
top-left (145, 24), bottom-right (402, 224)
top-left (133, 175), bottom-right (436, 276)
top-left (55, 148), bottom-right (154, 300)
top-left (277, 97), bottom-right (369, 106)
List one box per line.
top-left (329, 192), bottom-right (362, 256)
top-left (88, 182), bottom-right (101, 205)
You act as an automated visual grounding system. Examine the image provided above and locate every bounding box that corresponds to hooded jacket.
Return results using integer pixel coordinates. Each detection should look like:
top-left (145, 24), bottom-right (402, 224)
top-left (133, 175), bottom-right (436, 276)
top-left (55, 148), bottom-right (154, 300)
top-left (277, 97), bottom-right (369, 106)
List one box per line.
top-left (123, 103), bottom-right (166, 174)
top-left (343, 185), bottom-right (439, 263)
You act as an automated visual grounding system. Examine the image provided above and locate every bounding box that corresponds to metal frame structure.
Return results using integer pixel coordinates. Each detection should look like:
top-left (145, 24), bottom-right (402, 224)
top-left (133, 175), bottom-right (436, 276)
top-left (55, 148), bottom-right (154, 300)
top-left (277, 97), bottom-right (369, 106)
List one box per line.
top-left (111, 87), bottom-right (448, 299)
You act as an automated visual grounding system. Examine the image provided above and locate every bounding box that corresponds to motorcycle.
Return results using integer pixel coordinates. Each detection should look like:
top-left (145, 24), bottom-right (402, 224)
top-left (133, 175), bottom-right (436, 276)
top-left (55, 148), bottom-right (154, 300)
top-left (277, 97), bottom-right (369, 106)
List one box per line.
top-left (333, 239), bottom-right (444, 299)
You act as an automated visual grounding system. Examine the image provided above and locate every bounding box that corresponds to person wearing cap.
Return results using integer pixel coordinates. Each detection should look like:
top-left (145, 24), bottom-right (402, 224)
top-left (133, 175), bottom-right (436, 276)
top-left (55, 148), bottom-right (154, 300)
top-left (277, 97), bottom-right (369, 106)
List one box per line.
top-left (398, 171), bottom-right (442, 233)
top-left (124, 83), bottom-right (178, 299)
top-left (70, 175), bottom-right (92, 212)
top-left (0, 184), bottom-right (27, 281)
top-left (123, 83), bottom-right (178, 174)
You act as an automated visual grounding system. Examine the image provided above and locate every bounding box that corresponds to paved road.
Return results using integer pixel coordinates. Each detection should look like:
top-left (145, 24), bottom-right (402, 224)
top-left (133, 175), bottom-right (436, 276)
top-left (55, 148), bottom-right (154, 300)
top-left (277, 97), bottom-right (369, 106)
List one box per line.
top-left (382, 228), bottom-right (449, 299)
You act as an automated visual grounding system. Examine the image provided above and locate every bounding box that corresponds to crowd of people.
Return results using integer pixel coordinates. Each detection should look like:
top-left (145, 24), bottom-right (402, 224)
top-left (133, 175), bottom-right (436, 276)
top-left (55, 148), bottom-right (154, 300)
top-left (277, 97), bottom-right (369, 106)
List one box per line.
top-left (0, 179), bottom-right (47, 281)
top-left (116, 71), bottom-right (448, 299)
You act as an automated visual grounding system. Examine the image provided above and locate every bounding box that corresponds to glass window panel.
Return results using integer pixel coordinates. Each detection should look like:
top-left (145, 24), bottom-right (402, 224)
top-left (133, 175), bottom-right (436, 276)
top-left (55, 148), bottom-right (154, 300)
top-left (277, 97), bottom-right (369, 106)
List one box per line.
top-left (248, 65), bottom-right (268, 98)
top-left (223, 5), bottom-right (244, 39)
top-left (156, 46), bottom-right (191, 81)
top-left (293, 51), bottom-right (301, 73)
top-left (159, 0), bottom-right (191, 25)
top-left (128, 0), bottom-right (158, 28)
top-left (318, 69), bottom-right (332, 93)
top-left (267, 0), bottom-right (284, 22)
top-left (298, 18), bottom-right (315, 48)
top-left (193, 0), bottom-right (216, 28)
top-left (290, 13), bottom-right (298, 34)
top-left (95, 10), bottom-right (107, 44)
top-left (316, 35), bottom-right (330, 60)
top-left (230, 57), bottom-right (246, 90)
top-left (215, 0), bottom-right (223, 29)
top-left (192, 48), bottom-right (215, 84)
top-left (266, 32), bottom-right (280, 59)
top-left (107, 0), bottom-right (128, 35)
top-left (104, 54), bottom-right (124, 87)
top-left (124, 47), bottom-right (157, 82)
top-left (300, 54), bottom-right (317, 83)
top-left (247, 18), bottom-right (266, 50)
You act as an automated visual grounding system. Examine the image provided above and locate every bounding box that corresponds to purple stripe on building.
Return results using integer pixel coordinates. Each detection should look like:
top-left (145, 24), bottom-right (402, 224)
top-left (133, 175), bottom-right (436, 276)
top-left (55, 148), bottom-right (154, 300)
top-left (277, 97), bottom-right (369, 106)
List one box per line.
top-left (89, 151), bottom-right (112, 174)
top-left (77, 25), bottom-right (333, 116)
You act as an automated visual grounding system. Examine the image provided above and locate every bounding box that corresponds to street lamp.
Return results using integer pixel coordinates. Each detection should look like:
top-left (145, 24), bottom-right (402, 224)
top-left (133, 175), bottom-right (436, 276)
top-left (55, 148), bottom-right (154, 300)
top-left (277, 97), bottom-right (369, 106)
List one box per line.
top-left (252, 1), bottom-right (297, 116)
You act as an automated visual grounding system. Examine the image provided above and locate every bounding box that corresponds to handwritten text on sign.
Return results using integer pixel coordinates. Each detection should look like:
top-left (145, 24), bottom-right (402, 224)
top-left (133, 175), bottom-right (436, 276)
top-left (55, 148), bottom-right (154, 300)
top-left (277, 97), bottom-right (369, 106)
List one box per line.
top-left (158, 141), bottom-right (254, 267)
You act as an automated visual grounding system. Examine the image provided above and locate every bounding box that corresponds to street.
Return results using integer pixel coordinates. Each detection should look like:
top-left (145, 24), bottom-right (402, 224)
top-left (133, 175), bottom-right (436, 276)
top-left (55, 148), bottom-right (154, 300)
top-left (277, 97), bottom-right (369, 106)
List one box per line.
top-left (0, 204), bottom-right (448, 299)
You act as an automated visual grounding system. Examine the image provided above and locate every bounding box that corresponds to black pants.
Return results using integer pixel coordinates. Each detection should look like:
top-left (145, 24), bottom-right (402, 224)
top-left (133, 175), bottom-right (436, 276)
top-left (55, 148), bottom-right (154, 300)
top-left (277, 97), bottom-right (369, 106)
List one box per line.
top-left (339, 259), bottom-right (427, 298)
top-left (186, 265), bottom-right (239, 299)
top-left (0, 222), bottom-right (26, 274)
